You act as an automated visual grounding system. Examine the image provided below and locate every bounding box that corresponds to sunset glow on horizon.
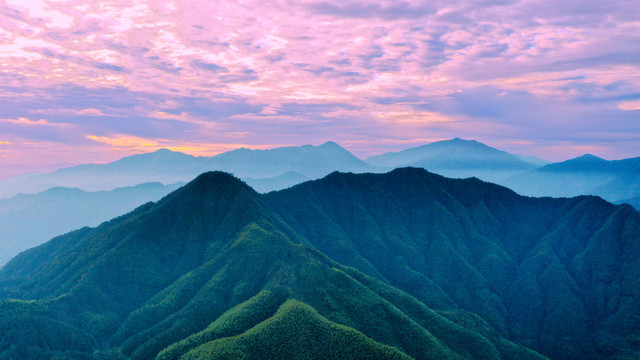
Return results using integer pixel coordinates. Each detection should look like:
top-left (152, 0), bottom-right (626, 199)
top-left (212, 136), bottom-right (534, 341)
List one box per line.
top-left (1, 0), bottom-right (639, 169)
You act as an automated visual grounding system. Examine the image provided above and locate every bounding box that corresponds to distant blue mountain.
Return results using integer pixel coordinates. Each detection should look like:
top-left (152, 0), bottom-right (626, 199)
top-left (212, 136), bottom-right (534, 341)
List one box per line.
top-left (205, 141), bottom-right (377, 179)
top-left (0, 182), bottom-right (183, 266)
top-left (616, 195), bottom-right (640, 210)
top-left (503, 155), bottom-right (640, 201)
top-left (366, 138), bottom-right (543, 183)
top-left (0, 142), bottom-right (379, 198)
top-left (242, 171), bottom-right (310, 193)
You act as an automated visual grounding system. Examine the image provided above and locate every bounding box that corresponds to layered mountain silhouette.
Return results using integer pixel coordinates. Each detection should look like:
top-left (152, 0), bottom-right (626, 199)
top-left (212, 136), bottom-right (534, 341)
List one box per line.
top-left (1, 168), bottom-right (639, 360)
top-left (503, 154), bottom-right (640, 204)
top-left (2, 138), bottom-right (638, 206)
top-left (366, 138), bottom-right (543, 183)
top-left (0, 182), bottom-right (183, 266)
top-left (241, 171), bottom-right (310, 193)
top-left (0, 142), bottom-right (378, 199)
top-left (617, 195), bottom-right (640, 210)
top-left (203, 141), bottom-right (374, 179)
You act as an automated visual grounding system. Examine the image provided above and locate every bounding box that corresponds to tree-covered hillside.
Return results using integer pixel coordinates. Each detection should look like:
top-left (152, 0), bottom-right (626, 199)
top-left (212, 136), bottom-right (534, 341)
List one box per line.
top-left (1, 169), bottom-right (639, 360)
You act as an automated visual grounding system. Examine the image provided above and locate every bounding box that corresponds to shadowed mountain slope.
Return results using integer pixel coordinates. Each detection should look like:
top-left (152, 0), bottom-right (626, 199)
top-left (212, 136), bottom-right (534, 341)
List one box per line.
top-left (617, 195), bottom-right (640, 210)
top-left (1, 169), bottom-right (639, 360)
top-left (0, 171), bottom-right (545, 360)
top-left (266, 168), bottom-right (640, 360)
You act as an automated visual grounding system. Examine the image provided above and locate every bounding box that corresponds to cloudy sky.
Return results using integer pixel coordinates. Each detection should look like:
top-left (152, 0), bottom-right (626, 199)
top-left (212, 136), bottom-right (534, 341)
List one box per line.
top-left (1, 0), bottom-right (639, 170)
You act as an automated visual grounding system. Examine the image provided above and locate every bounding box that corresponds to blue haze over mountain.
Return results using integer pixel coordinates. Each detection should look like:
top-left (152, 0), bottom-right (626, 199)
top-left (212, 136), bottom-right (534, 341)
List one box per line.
top-left (366, 138), bottom-right (544, 184)
top-left (0, 139), bottom-right (638, 269)
top-left (503, 154), bottom-right (640, 204)
top-left (0, 182), bottom-right (183, 266)
top-left (0, 142), bottom-right (378, 199)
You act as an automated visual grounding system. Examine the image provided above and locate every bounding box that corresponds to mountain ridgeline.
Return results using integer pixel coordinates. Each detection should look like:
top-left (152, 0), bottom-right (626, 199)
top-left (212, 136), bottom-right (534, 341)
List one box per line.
top-left (365, 138), bottom-right (543, 184)
top-left (1, 168), bottom-right (639, 360)
top-left (0, 182), bottom-right (184, 266)
top-left (503, 154), bottom-right (640, 203)
top-left (0, 142), bottom-right (378, 199)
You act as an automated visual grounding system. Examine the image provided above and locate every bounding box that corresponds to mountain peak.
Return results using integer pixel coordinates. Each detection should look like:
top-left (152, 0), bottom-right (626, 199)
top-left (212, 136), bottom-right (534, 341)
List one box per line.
top-left (538, 153), bottom-right (610, 173)
top-left (443, 137), bottom-right (482, 147)
top-left (153, 148), bottom-right (176, 154)
top-left (366, 138), bottom-right (535, 172)
top-left (574, 153), bottom-right (606, 162)
top-left (185, 171), bottom-right (253, 194)
top-left (318, 141), bottom-right (344, 150)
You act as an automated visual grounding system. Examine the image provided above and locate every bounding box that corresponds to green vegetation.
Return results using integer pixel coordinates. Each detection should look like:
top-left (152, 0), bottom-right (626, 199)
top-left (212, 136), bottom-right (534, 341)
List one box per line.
top-left (1, 168), bottom-right (638, 360)
top-left (180, 299), bottom-right (412, 360)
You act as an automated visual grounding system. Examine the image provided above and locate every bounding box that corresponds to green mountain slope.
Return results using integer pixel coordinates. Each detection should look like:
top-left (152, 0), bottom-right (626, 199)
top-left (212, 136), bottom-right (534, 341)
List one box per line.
top-left (0, 171), bottom-right (545, 360)
top-left (178, 299), bottom-right (412, 360)
top-left (2, 169), bottom-right (639, 360)
top-left (265, 168), bottom-right (640, 360)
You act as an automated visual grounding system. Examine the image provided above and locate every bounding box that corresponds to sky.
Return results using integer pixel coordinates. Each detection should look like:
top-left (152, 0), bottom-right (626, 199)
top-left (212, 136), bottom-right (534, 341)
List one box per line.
top-left (1, 0), bottom-right (639, 171)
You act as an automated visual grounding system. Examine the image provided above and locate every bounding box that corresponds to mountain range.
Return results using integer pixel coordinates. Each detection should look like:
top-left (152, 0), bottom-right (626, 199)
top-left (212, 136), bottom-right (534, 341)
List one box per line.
top-left (1, 168), bottom-right (639, 360)
top-left (503, 154), bottom-right (640, 203)
top-left (0, 182), bottom-right (183, 266)
top-left (0, 142), bottom-right (378, 199)
top-left (2, 139), bottom-right (638, 208)
top-left (366, 138), bottom-right (545, 183)
top-left (1, 138), bottom-right (638, 273)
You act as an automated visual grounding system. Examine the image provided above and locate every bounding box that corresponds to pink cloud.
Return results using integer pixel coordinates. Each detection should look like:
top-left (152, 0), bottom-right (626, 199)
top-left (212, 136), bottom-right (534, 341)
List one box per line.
top-left (0, 0), bottom-right (639, 166)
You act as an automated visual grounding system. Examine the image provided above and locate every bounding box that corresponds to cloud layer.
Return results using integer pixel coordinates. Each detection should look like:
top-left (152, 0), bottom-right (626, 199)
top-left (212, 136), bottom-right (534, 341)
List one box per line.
top-left (1, 0), bottom-right (639, 166)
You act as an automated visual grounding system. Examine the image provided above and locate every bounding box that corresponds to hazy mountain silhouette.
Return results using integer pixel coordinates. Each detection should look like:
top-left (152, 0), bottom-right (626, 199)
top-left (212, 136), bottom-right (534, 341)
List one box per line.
top-left (616, 195), bottom-right (640, 210)
top-left (0, 149), bottom-right (201, 198)
top-left (366, 138), bottom-right (542, 183)
top-left (204, 141), bottom-right (376, 179)
top-left (0, 182), bottom-right (183, 266)
top-left (1, 168), bottom-right (638, 360)
top-left (0, 162), bottom-right (76, 181)
top-left (503, 154), bottom-right (640, 202)
top-left (242, 171), bottom-right (310, 193)
top-left (0, 142), bottom-right (379, 199)
top-left (513, 154), bottom-right (551, 167)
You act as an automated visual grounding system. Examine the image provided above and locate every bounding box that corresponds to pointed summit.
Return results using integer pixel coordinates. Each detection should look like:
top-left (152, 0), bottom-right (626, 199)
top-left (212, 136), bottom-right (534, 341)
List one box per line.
top-left (317, 140), bottom-right (344, 150)
top-left (365, 138), bottom-right (536, 173)
top-left (181, 171), bottom-right (255, 197)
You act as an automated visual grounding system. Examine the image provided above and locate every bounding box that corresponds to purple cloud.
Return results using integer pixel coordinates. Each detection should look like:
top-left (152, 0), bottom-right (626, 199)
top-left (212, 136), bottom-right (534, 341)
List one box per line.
top-left (0, 0), bottom-right (638, 167)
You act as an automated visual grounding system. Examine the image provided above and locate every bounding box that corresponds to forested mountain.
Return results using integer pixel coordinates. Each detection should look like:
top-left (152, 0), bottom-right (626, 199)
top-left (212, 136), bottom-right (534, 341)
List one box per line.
top-left (365, 138), bottom-right (542, 183)
top-left (1, 168), bottom-right (639, 360)
top-left (0, 182), bottom-right (183, 266)
top-left (503, 154), bottom-right (640, 203)
top-left (0, 142), bottom-right (378, 199)
top-left (617, 195), bottom-right (640, 210)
